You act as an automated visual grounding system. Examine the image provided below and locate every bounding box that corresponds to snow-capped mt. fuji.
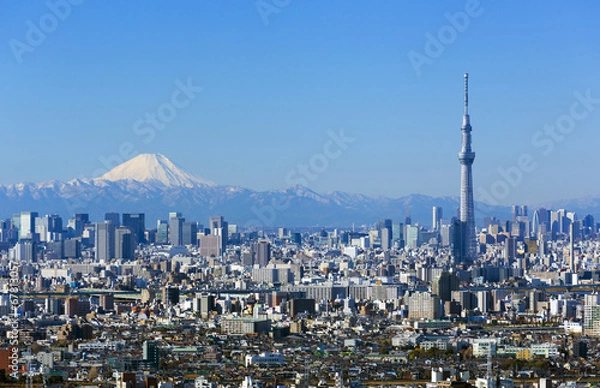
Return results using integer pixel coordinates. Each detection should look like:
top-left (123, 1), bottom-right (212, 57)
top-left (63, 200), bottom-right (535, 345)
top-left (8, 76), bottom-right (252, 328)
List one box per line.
top-left (0, 152), bottom-right (516, 226)
top-left (98, 153), bottom-right (215, 187)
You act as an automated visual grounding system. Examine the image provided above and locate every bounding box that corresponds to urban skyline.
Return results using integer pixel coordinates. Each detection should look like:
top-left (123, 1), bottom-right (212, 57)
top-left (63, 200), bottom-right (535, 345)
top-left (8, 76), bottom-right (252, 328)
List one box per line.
top-left (1, 2), bottom-right (600, 206)
top-left (3, 3), bottom-right (600, 387)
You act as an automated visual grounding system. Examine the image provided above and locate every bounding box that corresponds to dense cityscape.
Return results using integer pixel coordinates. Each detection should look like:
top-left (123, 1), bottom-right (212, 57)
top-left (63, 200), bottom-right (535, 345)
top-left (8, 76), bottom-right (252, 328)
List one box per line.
top-left (2, 192), bottom-right (600, 388)
top-left (3, 2), bottom-right (600, 387)
top-left (0, 75), bottom-right (599, 388)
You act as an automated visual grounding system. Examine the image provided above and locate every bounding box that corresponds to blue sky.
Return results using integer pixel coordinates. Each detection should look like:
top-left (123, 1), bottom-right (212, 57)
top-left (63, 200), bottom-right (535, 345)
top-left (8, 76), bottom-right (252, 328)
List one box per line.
top-left (0, 1), bottom-right (599, 206)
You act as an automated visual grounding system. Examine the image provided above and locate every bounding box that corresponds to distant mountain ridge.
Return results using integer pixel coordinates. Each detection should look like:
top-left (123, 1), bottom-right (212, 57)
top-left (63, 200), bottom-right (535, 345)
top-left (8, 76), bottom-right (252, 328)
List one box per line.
top-left (0, 154), bottom-right (597, 227)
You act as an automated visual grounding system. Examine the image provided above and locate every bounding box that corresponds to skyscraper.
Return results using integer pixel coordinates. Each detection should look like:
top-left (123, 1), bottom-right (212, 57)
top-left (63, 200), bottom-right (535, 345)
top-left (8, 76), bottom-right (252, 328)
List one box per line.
top-left (122, 213), bottom-right (145, 245)
top-left (19, 211), bottom-right (38, 240)
top-left (569, 221), bottom-right (576, 271)
top-left (521, 205), bottom-right (528, 217)
top-left (432, 206), bottom-right (443, 231)
top-left (68, 213), bottom-right (89, 237)
top-left (181, 221), bottom-right (198, 245)
top-left (405, 225), bottom-right (420, 249)
top-left (209, 216), bottom-right (228, 249)
top-left (391, 222), bottom-right (403, 248)
top-left (142, 340), bottom-right (160, 370)
top-left (432, 271), bottom-right (459, 302)
top-left (377, 219), bottom-right (392, 250)
top-left (169, 212), bottom-right (184, 245)
top-left (95, 221), bottom-right (115, 261)
top-left (457, 73), bottom-right (476, 264)
top-left (255, 240), bottom-right (270, 267)
top-left (511, 205), bottom-right (520, 221)
top-left (115, 226), bottom-right (134, 260)
top-left (104, 212), bottom-right (120, 226)
top-left (531, 209), bottom-right (540, 238)
top-left (156, 220), bottom-right (168, 244)
top-left (36, 214), bottom-right (63, 242)
top-left (408, 292), bottom-right (441, 320)
top-left (13, 239), bottom-right (36, 262)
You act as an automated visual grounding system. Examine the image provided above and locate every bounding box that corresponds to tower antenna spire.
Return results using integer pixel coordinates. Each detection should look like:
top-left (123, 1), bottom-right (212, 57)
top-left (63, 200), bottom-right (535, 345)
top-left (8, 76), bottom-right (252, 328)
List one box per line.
top-left (463, 73), bottom-right (470, 126)
top-left (464, 73), bottom-right (469, 115)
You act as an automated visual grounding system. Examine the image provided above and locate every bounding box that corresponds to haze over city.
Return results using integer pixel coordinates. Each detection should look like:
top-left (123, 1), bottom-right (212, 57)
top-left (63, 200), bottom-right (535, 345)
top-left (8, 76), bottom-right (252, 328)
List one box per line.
top-left (1, 1), bottom-right (599, 206)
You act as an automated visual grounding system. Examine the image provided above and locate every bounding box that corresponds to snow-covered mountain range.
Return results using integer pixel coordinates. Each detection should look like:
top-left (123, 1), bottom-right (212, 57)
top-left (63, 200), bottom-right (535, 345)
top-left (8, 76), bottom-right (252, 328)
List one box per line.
top-left (1, 154), bottom-right (595, 227)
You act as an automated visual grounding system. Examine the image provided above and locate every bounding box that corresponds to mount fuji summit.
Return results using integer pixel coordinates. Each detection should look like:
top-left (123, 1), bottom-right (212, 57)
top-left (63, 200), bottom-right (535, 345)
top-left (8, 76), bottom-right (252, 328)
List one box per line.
top-left (0, 153), bottom-right (513, 227)
top-left (98, 153), bottom-right (215, 187)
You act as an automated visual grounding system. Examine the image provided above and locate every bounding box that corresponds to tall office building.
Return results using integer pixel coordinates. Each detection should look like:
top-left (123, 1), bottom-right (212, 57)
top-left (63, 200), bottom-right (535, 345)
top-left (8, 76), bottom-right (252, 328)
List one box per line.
top-left (557, 209), bottom-right (568, 234)
top-left (457, 73), bottom-right (476, 264)
top-left (100, 294), bottom-right (114, 312)
top-left (440, 224), bottom-right (451, 246)
top-left (377, 219), bottom-right (392, 250)
top-left (199, 234), bottom-right (222, 257)
top-left (432, 271), bottom-right (459, 302)
top-left (380, 228), bottom-right (391, 251)
top-left (19, 211), bottom-right (38, 240)
top-left (531, 209), bottom-right (540, 238)
top-left (65, 297), bottom-right (79, 317)
top-left (583, 214), bottom-right (596, 235)
top-left (0, 220), bottom-right (16, 244)
top-left (68, 213), bottom-right (89, 237)
top-left (64, 239), bottom-right (81, 258)
top-left (36, 214), bottom-right (63, 242)
top-left (12, 239), bottom-right (37, 262)
top-left (550, 210), bottom-right (560, 237)
top-left (162, 286), bottom-right (180, 306)
top-left (450, 219), bottom-right (463, 262)
top-left (181, 221), bottom-right (198, 245)
top-left (104, 212), bottom-right (120, 226)
top-left (169, 212), bottom-right (184, 245)
top-left (511, 205), bottom-right (521, 221)
top-left (504, 237), bottom-right (517, 264)
top-left (408, 292), bottom-right (441, 320)
top-left (115, 226), bottom-right (134, 260)
top-left (404, 212), bottom-right (411, 227)
top-left (391, 222), bottom-right (404, 248)
top-left (156, 220), bottom-right (168, 244)
top-left (209, 216), bottom-right (228, 249)
top-left (122, 213), bottom-right (145, 245)
top-left (569, 222), bottom-right (576, 271)
top-left (537, 208), bottom-right (549, 227)
top-left (143, 340), bottom-right (160, 370)
top-left (95, 221), bottom-right (115, 261)
top-left (255, 240), bottom-right (271, 267)
top-left (405, 225), bottom-right (420, 249)
top-left (584, 293), bottom-right (600, 335)
top-left (432, 206), bottom-right (443, 231)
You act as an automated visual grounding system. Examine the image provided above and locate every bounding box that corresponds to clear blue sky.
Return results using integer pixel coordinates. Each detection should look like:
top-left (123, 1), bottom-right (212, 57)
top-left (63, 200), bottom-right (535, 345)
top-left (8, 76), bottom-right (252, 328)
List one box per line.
top-left (0, 1), bottom-right (599, 206)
